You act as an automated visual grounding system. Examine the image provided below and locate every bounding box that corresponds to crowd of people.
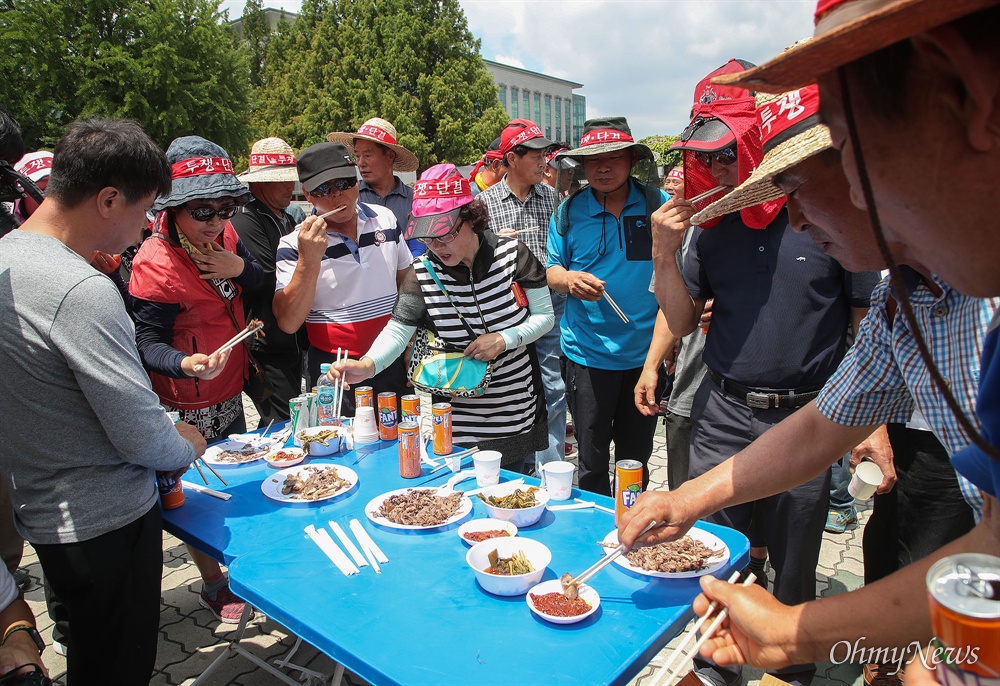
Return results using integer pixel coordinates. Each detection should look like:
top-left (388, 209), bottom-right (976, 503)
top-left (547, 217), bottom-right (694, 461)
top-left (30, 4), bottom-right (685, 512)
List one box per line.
top-left (0, 0), bottom-right (997, 683)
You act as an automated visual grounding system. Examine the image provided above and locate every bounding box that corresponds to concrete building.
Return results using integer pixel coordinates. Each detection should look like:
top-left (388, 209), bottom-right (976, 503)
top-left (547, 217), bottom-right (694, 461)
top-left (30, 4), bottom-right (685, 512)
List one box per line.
top-left (229, 7), bottom-right (298, 38)
top-left (483, 60), bottom-right (585, 147)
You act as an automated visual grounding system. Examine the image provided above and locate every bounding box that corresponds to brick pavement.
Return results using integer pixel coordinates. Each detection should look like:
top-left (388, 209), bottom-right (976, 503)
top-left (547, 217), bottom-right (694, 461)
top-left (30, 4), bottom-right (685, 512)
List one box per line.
top-left (20, 395), bottom-right (865, 685)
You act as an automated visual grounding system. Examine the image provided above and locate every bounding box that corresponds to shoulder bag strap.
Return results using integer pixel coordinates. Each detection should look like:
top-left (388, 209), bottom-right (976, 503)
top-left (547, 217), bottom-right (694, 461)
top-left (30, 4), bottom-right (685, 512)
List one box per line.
top-left (419, 255), bottom-right (485, 339)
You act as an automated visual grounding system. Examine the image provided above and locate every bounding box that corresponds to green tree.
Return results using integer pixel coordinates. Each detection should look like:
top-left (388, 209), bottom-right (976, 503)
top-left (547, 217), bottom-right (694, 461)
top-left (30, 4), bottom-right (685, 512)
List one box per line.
top-left (0, 0), bottom-right (251, 153)
top-left (240, 0), bottom-right (270, 90)
top-left (640, 134), bottom-right (682, 172)
top-left (253, 0), bottom-right (508, 167)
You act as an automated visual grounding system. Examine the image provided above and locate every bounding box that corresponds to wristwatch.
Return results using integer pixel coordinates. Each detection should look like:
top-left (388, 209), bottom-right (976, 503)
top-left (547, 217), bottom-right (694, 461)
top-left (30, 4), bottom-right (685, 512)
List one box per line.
top-left (2, 624), bottom-right (45, 654)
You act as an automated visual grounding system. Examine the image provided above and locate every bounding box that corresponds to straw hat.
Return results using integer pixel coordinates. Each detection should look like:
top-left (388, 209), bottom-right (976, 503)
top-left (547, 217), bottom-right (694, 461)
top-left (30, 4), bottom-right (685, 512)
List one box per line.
top-left (153, 136), bottom-right (250, 211)
top-left (691, 85), bottom-right (831, 226)
top-left (326, 118), bottom-right (419, 172)
top-left (711, 0), bottom-right (1000, 93)
top-left (238, 137), bottom-right (298, 184)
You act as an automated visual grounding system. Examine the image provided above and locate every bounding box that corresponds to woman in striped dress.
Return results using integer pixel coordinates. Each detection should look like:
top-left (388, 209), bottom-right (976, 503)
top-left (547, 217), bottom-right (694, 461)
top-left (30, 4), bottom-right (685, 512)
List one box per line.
top-left (331, 164), bottom-right (554, 470)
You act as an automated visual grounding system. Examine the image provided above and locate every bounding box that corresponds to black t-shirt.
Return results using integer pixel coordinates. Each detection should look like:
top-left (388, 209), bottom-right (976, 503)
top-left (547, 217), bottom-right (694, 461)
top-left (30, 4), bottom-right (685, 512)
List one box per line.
top-left (683, 208), bottom-right (880, 388)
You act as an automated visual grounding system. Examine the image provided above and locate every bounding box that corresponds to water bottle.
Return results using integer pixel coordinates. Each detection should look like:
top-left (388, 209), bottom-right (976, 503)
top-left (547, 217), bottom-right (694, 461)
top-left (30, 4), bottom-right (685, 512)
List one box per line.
top-left (317, 363), bottom-right (338, 426)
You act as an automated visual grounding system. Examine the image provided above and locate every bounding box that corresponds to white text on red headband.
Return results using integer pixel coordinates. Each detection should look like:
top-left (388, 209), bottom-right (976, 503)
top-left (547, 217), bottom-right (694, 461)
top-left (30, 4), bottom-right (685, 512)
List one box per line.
top-left (581, 129), bottom-right (635, 147)
top-left (504, 125), bottom-right (545, 151)
top-left (171, 157), bottom-right (235, 180)
top-left (356, 125), bottom-right (397, 145)
top-left (413, 178), bottom-right (471, 199)
top-left (757, 85), bottom-right (820, 141)
top-left (249, 153), bottom-right (296, 167)
top-left (18, 158), bottom-right (52, 176)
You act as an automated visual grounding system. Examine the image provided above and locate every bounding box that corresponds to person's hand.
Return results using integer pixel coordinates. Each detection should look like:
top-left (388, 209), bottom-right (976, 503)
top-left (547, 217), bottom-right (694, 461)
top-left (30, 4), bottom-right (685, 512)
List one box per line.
top-left (617, 489), bottom-right (700, 549)
top-left (296, 215), bottom-right (330, 265)
top-left (327, 358), bottom-right (376, 388)
top-left (181, 349), bottom-right (230, 380)
top-left (634, 367), bottom-right (661, 416)
top-left (496, 227), bottom-right (518, 239)
top-left (0, 628), bottom-right (47, 678)
top-left (566, 271), bottom-right (605, 301)
top-left (89, 250), bottom-right (122, 275)
top-left (901, 653), bottom-right (941, 686)
top-left (700, 298), bottom-right (714, 333)
top-left (665, 339), bottom-right (682, 375)
top-left (194, 247), bottom-right (246, 280)
top-left (694, 576), bottom-right (802, 671)
top-left (465, 333), bottom-right (506, 361)
top-left (651, 199), bottom-right (693, 259)
top-left (850, 425), bottom-right (896, 494)
top-left (175, 421), bottom-right (206, 458)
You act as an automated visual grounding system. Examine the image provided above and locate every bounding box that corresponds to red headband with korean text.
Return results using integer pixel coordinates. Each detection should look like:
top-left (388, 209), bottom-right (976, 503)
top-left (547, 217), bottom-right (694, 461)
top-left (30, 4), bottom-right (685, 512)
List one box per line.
top-left (248, 153), bottom-right (296, 167)
top-left (171, 157), bottom-right (235, 179)
top-left (580, 129), bottom-right (635, 147)
top-left (757, 85), bottom-right (821, 154)
top-left (413, 177), bottom-right (472, 199)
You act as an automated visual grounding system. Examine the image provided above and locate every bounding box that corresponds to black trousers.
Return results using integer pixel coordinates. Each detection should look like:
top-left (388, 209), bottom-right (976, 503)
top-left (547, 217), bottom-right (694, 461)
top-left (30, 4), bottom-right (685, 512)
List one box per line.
top-left (565, 360), bottom-right (658, 497)
top-left (664, 411), bottom-right (692, 491)
top-left (34, 504), bottom-right (164, 686)
top-left (307, 347), bottom-right (410, 417)
top-left (863, 424), bottom-right (975, 584)
top-left (689, 378), bottom-right (828, 686)
top-left (246, 349), bottom-right (303, 427)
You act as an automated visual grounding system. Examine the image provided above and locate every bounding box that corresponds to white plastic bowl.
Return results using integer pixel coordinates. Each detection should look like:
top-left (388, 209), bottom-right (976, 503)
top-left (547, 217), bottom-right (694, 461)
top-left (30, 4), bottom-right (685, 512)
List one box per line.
top-left (296, 426), bottom-right (343, 456)
top-left (478, 482), bottom-right (550, 527)
top-left (457, 518), bottom-right (518, 546)
top-left (264, 447), bottom-right (305, 468)
top-left (526, 579), bottom-right (601, 624)
top-left (466, 536), bottom-right (550, 597)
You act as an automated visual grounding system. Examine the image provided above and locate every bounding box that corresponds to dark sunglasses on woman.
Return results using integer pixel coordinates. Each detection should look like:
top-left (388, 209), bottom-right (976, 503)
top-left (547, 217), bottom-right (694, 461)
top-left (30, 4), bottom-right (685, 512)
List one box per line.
top-left (310, 177), bottom-right (358, 197)
top-left (183, 204), bottom-right (241, 222)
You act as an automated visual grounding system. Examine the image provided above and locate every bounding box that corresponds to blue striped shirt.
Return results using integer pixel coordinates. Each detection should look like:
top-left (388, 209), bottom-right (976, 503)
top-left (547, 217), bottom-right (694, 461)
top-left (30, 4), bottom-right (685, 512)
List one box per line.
top-left (815, 271), bottom-right (998, 516)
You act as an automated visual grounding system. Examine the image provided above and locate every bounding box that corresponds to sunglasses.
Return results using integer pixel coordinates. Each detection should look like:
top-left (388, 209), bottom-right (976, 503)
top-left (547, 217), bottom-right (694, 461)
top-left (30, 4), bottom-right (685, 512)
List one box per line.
top-left (416, 225), bottom-right (462, 247)
top-left (693, 146), bottom-right (738, 168)
top-left (311, 177), bottom-right (358, 197)
top-left (183, 204), bottom-right (240, 222)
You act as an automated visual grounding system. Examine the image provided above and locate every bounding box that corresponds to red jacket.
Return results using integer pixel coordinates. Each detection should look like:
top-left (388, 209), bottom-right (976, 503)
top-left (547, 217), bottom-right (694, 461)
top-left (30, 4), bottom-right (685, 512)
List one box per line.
top-left (129, 224), bottom-right (247, 409)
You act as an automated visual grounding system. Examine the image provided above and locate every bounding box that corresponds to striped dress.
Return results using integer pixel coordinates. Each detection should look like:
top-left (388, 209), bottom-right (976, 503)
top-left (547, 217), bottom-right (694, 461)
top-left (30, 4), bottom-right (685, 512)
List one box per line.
top-left (393, 232), bottom-right (548, 463)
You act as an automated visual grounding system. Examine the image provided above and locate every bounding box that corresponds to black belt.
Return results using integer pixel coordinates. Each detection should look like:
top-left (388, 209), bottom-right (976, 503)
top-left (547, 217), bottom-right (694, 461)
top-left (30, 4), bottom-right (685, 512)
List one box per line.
top-left (706, 368), bottom-right (822, 410)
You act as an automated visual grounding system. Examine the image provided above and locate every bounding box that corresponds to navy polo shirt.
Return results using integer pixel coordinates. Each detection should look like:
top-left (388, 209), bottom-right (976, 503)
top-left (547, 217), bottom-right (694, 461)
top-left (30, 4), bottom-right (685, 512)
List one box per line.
top-left (683, 209), bottom-right (879, 389)
top-left (359, 176), bottom-right (424, 257)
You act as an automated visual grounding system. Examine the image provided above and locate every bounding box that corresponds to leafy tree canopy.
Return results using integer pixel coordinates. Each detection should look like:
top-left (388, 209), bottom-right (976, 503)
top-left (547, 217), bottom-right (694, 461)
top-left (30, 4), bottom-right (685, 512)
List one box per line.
top-left (0, 0), bottom-right (251, 153)
top-left (639, 134), bottom-right (682, 172)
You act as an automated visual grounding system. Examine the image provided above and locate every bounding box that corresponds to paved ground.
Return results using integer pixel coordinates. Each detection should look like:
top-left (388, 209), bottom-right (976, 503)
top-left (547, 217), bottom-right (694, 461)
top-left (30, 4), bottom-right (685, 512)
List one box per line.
top-left (21, 396), bottom-right (866, 685)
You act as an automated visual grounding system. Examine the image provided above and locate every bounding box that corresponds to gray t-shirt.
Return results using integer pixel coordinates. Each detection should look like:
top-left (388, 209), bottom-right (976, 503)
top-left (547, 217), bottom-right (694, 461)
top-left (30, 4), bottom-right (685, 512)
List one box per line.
top-left (0, 231), bottom-right (195, 544)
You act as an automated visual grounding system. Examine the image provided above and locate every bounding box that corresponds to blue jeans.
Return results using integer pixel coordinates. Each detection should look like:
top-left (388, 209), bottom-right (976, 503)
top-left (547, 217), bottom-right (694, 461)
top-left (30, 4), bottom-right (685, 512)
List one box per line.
top-left (528, 291), bottom-right (567, 470)
top-left (829, 453), bottom-right (854, 512)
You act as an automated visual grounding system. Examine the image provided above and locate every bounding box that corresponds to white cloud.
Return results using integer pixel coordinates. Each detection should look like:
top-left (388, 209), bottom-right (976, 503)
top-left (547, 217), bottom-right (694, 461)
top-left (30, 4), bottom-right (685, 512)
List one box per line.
top-left (222, 0), bottom-right (816, 138)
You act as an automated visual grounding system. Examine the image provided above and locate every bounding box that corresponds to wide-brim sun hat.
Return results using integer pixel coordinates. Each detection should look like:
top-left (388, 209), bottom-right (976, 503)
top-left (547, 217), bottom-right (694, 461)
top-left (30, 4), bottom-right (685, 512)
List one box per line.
top-left (404, 163), bottom-right (474, 242)
top-left (14, 151), bottom-right (53, 183)
top-left (326, 117), bottom-right (419, 172)
top-left (710, 0), bottom-right (1000, 94)
top-left (154, 136), bottom-right (250, 211)
top-left (692, 84), bottom-right (831, 225)
top-left (238, 137), bottom-right (299, 184)
top-left (557, 116), bottom-right (655, 163)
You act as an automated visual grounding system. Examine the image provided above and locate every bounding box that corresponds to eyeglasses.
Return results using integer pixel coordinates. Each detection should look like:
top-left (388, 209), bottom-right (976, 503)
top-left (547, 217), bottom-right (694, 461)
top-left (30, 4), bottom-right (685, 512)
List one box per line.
top-left (311, 177), bottom-right (358, 197)
top-left (693, 146), bottom-right (738, 168)
top-left (416, 225), bottom-right (462, 246)
top-left (183, 204), bottom-right (241, 222)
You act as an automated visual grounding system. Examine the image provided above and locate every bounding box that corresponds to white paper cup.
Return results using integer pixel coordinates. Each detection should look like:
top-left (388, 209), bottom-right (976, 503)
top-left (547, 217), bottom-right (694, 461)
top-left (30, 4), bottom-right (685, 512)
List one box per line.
top-left (848, 461), bottom-right (883, 500)
top-left (473, 450), bottom-right (502, 487)
top-left (354, 406), bottom-right (377, 433)
top-left (539, 461), bottom-right (576, 501)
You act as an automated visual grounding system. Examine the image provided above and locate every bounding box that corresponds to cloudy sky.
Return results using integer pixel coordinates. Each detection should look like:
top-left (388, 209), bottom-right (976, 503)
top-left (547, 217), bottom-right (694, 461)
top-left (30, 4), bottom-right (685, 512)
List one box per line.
top-left (221, 0), bottom-right (816, 139)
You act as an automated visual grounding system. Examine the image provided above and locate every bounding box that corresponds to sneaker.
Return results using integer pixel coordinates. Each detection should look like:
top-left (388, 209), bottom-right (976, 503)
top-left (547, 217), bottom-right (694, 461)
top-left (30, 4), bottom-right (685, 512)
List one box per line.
top-left (53, 640), bottom-right (67, 656)
top-left (199, 585), bottom-right (254, 624)
top-left (565, 442), bottom-right (575, 456)
top-left (825, 506), bottom-right (858, 534)
top-left (12, 567), bottom-right (30, 591)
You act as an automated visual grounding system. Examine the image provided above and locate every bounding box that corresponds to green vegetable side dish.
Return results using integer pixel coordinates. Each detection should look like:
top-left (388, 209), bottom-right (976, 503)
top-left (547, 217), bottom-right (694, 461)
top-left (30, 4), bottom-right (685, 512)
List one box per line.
top-left (477, 486), bottom-right (540, 509)
top-left (486, 548), bottom-right (535, 576)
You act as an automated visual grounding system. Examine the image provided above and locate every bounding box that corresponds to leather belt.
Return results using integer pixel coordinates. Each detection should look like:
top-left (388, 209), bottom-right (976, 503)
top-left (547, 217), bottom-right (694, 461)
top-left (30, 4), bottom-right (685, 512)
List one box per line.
top-left (706, 368), bottom-right (822, 410)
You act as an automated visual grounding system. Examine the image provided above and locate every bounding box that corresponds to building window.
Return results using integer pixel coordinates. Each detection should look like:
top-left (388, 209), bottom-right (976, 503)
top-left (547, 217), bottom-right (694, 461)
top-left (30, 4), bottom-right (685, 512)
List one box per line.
top-left (573, 95), bottom-right (586, 147)
top-left (544, 95), bottom-right (552, 139)
top-left (555, 97), bottom-right (562, 143)
top-left (510, 87), bottom-right (519, 117)
top-left (565, 101), bottom-right (573, 144)
top-left (534, 92), bottom-right (542, 126)
top-left (523, 90), bottom-right (531, 122)
top-left (498, 85), bottom-right (507, 110)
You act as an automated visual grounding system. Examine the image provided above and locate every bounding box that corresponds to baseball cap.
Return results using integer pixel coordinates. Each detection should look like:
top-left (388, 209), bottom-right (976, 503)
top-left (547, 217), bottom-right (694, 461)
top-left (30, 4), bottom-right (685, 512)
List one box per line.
top-left (296, 142), bottom-right (359, 193)
top-left (405, 163), bottom-right (475, 241)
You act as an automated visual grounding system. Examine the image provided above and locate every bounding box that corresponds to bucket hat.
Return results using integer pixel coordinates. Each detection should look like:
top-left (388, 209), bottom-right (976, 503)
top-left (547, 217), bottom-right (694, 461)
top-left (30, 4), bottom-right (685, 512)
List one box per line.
top-left (711, 0), bottom-right (999, 93)
top-left (404, 163), bottom-right (474, 241)
top-left (153, 136), bottom-right (250, 211)
top-left (557, 117), bottom-right (655, 163)
top-left (326, 118), bottom-right (419, 172)
top-left (238, 137), bottom-right (299, 184)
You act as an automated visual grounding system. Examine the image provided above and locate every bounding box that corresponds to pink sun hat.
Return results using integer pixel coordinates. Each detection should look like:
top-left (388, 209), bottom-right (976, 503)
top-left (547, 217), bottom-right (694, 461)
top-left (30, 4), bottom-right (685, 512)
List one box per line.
top-left (404, 163), bottom-right (475, 241)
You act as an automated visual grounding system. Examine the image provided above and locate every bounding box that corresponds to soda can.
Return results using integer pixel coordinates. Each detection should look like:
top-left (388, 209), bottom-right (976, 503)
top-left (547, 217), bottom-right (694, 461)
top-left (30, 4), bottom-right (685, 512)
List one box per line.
top-left (614, 460), bottom-right (643, 525)
top-left (304, 392), bottom-right (319, 427)
top-left (431, 403), bottom-right (453, 455)
top-left (289, 396), bottom-right (305, 447)
top-left (377, 392), bottom-right (398, 441)
top-left (926, 553), bottom-right (1000, 679)
top-left (398, 421), bottom-right (422, 478)
top-left (355, 386), bottom-right (374, 408)
top-left (156, 471), bottom-right (185, 510)
top-left (401, 395), bottom-right (421, 422)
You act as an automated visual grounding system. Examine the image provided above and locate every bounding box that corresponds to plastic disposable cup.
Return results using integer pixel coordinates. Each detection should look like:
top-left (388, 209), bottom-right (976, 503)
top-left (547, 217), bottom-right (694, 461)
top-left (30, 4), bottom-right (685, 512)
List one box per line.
top-left (353, 405), bottom-right (379, 444)
top-left (848, 461), bottom-right (882, 500)
top-left (473, 451), bottom-right (502, 487)
top-left (539, 461), bottom-right (576, 501)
